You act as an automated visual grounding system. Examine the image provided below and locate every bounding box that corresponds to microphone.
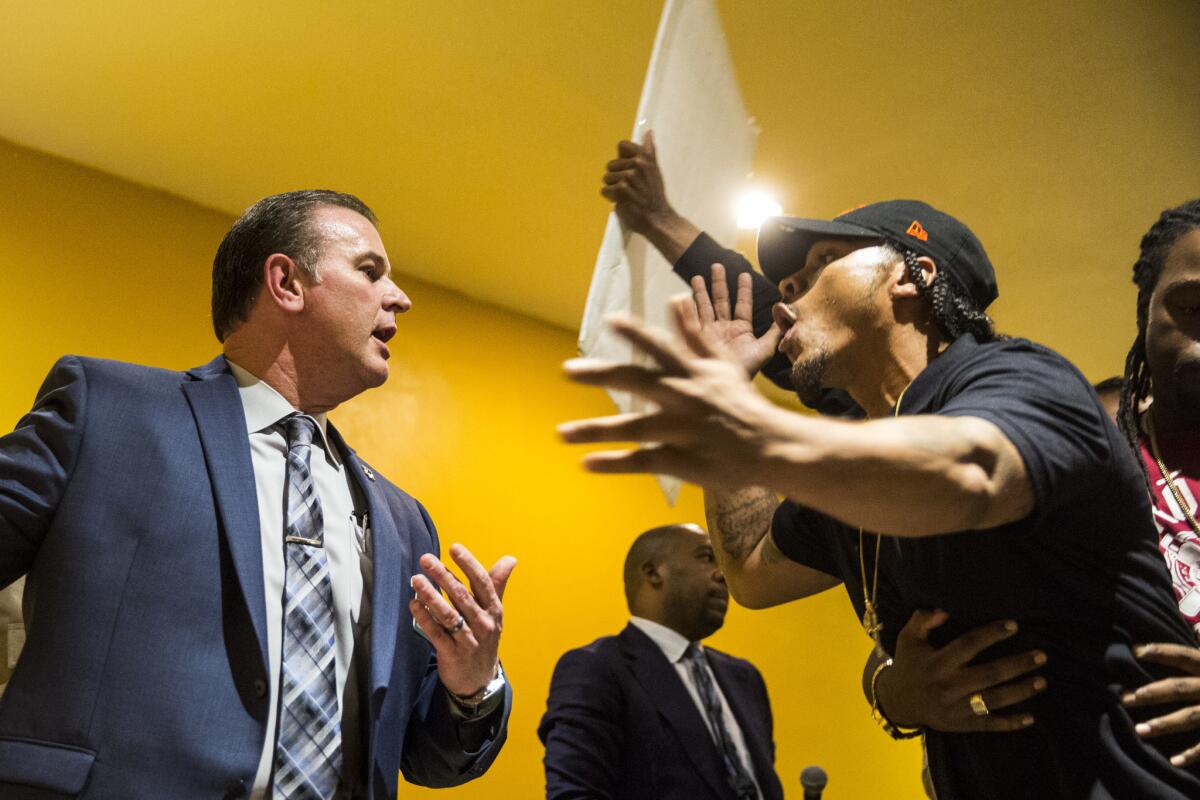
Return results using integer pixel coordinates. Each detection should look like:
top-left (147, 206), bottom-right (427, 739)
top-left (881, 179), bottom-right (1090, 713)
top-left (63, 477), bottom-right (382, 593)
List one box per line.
top-left (800, 765), bottom-right (828, 800)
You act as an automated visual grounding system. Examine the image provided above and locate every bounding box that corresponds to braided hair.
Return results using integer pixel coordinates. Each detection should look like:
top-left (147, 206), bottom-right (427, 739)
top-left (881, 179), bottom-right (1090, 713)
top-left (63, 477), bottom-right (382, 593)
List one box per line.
top-left (1117, 199), bottom-right (1200, 462)
top-left (881, 242), bottom-right (997, 342)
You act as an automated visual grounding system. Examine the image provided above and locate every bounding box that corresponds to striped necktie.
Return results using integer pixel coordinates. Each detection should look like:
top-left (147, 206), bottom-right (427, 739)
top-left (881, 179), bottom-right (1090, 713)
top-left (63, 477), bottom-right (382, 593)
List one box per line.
top-left (683, 643), bottom-right (759, 800)
top-left (273, 414), bottom-right (343, 799)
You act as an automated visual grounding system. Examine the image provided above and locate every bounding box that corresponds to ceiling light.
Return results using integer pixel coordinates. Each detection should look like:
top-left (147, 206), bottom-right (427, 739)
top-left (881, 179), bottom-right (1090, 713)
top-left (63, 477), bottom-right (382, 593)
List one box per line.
top-left (736, 188), bottom-right (783, 230)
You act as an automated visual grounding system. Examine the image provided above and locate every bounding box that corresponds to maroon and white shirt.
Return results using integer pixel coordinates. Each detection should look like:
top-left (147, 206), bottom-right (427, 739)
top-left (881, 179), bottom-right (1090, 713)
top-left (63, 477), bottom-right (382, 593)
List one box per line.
top-left (1141, 430), bottom-right (1200, 635)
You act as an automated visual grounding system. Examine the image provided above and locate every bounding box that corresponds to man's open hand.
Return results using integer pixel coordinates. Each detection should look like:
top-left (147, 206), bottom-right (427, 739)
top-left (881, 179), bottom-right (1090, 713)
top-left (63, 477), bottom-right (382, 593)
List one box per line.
top-left (559, 296), bottom-right (785, 490)
top-left (689, 263), bottom-right (782, 377)
top-left (1124, 643), bottom-right (1200, 767)
top-left (876, 610), bottom-right (1047, 733)
top-left (410, 543), bottom-right (517, 697)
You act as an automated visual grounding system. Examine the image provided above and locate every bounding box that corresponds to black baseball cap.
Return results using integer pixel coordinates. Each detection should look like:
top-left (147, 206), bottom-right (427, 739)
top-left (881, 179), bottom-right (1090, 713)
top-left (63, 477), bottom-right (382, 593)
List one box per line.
top-left (757, 199), bottom-right (999, 309)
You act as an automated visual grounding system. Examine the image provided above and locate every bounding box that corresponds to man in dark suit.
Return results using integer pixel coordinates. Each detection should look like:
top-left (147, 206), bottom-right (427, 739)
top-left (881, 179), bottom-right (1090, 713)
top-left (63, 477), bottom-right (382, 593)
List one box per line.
top-left (0, 190), bottom-right (513, 799)
top-left (539, 524), bottom-right (783, 800)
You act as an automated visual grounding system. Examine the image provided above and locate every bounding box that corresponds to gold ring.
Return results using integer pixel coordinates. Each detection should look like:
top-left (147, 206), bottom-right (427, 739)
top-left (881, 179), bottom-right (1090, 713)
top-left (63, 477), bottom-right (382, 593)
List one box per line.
top-left (969, 692), bottom-right (989, 717)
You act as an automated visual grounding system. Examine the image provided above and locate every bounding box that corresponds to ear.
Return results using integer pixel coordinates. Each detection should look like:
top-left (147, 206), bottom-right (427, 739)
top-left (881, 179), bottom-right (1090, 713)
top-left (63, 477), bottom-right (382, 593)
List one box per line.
top-left (890, 254), bottom-right (938, 301)
top-left (641, 561), bottom-right (665, 589)
top-left (262, 253), bottom-right (307, 314)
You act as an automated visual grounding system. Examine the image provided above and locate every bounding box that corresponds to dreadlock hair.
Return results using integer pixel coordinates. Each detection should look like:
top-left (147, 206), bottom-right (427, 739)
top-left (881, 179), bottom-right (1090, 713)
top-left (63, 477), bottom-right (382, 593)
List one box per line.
top-left (1117, 199), bottom-right (1200, 467)
top-left (880, 241), bottom-right (997, 343)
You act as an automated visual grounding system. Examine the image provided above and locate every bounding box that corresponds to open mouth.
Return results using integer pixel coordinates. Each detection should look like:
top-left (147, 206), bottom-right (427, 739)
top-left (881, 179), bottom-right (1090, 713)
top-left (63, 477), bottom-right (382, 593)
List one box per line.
top-left (371, 325), bottom-right (396, 357)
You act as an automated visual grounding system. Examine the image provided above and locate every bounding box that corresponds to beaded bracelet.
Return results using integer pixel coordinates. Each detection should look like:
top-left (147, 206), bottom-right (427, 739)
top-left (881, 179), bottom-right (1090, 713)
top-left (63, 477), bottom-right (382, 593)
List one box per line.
top-left (869, 658), bottom-right (924, 740)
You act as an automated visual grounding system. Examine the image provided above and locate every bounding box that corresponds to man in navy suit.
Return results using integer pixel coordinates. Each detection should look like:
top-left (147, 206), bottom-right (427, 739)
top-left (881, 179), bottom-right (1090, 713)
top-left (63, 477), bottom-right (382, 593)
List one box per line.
top-left (0, 190), bottom-right (514, 799)
top-left (539, 524), bottom-right (783, 800)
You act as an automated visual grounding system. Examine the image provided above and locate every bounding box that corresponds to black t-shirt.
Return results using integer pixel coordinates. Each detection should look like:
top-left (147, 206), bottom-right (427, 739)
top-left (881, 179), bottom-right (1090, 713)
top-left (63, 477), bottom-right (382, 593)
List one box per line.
top-left (772, 334), bottom-right (1200, 798)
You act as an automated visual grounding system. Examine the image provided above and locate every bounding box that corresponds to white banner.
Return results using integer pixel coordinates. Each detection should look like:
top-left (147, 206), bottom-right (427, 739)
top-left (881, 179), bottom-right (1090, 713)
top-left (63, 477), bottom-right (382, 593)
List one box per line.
top-left (579, 0), bottom-right (758, 504)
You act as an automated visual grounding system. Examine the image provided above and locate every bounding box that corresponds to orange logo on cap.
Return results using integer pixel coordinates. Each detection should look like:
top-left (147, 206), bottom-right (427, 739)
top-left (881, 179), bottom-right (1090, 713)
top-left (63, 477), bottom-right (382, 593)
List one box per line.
top-left (906, 220), bottom-right (929, 241)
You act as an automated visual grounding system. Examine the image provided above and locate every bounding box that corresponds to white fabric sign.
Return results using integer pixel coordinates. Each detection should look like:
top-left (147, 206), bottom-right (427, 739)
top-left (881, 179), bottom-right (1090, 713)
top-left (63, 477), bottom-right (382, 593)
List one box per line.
top-left (579, 0), bottom-right (758, 503)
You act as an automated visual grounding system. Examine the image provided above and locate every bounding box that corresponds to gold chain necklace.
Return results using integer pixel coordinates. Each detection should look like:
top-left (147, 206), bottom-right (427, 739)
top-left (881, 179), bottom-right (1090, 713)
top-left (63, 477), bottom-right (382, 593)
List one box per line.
top-left (1146, 412), bottom-right (1200, 537)
top-left (860, 382), bottom-right (913, 657)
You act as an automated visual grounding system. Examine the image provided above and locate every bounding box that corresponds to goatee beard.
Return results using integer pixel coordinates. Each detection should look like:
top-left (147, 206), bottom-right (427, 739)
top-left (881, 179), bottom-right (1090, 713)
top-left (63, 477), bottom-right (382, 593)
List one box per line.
top-left (791, 349), bottom-right (831, 409)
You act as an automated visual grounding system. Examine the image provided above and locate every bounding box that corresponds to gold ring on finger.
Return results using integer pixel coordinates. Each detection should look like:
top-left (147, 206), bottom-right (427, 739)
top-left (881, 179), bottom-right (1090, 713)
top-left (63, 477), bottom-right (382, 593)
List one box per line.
top-left (969, 692), bottom-right (989, 717)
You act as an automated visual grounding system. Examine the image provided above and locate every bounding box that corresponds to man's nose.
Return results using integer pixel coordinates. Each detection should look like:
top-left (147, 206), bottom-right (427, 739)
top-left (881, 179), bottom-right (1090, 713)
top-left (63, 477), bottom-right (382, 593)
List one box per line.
top-left (383, 280), bottom-right (412, 314)
top-left (772, 302), bottom-right (797, 331)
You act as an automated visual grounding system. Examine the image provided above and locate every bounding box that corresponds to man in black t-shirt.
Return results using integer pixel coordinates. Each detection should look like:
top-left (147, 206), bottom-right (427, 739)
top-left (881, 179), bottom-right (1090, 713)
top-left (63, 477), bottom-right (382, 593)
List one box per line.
top-left (561, 194), bottom-right (1200, 797)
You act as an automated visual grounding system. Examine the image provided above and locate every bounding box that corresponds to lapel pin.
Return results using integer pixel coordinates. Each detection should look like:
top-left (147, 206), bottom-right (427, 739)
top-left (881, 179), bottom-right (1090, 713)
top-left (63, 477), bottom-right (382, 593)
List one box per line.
top-left (361, 464), bottom-right (376, 482)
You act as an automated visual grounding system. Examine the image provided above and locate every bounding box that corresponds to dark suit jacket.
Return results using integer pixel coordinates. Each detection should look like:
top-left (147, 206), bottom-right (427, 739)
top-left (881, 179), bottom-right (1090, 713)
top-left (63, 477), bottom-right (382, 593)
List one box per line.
top-left (538, 623), bottom-right (783, 800)
top-left (0, 355), bottom-right (509, 799)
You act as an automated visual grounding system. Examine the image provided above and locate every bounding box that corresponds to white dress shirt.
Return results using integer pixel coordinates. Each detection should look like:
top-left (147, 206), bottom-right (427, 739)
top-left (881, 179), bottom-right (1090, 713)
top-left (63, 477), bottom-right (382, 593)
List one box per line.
top-left (629, 617), bottom-right (762, 800)
top-left (227, 361), bottom-right (373, 799)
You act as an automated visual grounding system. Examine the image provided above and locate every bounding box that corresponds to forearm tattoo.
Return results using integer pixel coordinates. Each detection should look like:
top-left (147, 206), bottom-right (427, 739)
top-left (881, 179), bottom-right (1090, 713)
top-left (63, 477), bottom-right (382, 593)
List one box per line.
top-left (705, 486), bottom-right (778, 561)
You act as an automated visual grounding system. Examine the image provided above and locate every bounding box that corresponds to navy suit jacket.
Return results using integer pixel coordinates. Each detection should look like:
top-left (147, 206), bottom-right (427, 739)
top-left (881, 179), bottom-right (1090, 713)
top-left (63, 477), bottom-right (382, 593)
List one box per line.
top-left (0, 355), bottom-right (509, 799)
top-left (538, 624), bottom-right (783, 800)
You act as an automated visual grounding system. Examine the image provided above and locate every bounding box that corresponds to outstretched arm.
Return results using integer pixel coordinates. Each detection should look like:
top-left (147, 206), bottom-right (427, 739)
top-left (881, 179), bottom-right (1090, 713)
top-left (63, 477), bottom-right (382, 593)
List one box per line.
top-left (558, 281), bottom-right (1035, 538)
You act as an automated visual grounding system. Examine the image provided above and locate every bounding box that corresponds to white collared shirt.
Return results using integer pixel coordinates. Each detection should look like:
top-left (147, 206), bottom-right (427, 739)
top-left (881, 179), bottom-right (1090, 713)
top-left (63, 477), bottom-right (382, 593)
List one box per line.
top-left (227, 361), bottom-right (373, 799)
top-left (629, 617), bottom-right (763, 799)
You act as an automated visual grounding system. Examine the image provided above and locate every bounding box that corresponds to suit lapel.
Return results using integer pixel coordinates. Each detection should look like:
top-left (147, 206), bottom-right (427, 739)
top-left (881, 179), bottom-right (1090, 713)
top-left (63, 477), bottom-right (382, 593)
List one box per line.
top-left (331, 428), bottom-right (408, 695)
top-left (181, 356), bottom-right (268, 676)
top-left (618, 625), bottom-right (731, 800)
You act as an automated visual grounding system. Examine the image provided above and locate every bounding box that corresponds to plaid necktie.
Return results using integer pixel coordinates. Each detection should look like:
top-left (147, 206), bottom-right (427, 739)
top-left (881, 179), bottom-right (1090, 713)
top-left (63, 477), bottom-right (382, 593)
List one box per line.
top-left (683, 643), bottom-right (758, 800)
top-left (273, 415), bottom-right (343, 799)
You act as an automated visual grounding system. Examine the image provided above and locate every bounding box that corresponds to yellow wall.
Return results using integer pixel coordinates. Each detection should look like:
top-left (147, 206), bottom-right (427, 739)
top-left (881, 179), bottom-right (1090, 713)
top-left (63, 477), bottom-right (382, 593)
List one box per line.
top-left (0, 136), bottom-right (928, 795)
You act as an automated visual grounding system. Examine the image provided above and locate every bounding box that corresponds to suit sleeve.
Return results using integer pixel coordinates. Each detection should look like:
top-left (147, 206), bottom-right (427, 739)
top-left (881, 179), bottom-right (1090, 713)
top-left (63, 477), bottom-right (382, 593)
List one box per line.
top-left (399, 500), bottom-right (511, 788)
top-left (0, 357), bottom-right (86, 588)
top-left (673, 232), bottom-right (792, 390)
top-left (538, 648), bottom-right (624, 799)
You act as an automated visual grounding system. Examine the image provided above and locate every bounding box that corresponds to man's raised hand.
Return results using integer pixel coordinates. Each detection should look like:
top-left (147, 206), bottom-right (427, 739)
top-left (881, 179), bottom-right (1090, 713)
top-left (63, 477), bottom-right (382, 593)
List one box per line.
top-left (602, 131), bottom-right (674, 236)
top-left (410, 543), bottom-right (516, 698)
top-left (559, 296), bottom-right (788, 490)
top-left (689, 263), bottom-right (782, 377)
